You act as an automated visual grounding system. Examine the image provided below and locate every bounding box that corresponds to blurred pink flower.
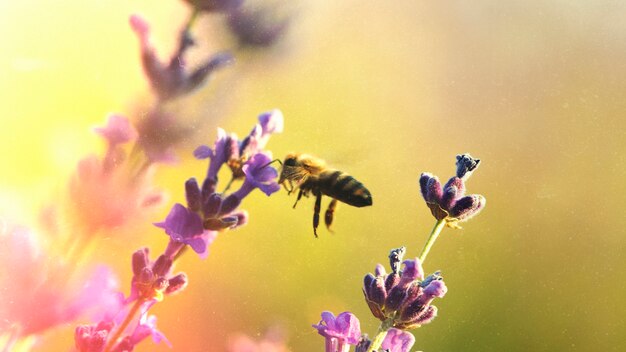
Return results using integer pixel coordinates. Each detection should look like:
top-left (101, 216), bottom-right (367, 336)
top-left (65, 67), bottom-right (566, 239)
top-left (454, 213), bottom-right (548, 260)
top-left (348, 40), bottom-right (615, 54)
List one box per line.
top-left (228, 326), bottom-right (290, 352)
top-left (0, 224), bottom-right (120, 341)
top-left (68, 115), bottom-right (164, 232)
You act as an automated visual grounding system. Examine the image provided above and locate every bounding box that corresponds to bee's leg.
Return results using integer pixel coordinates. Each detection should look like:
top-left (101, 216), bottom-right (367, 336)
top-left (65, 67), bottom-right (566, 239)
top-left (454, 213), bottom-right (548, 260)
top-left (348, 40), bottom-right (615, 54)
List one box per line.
top-left (324, 199), bottom-right (338, 232)
top-left (313, 191), bottom-right (322, 238)
top-left (292, 189), bottom-right (304, 209)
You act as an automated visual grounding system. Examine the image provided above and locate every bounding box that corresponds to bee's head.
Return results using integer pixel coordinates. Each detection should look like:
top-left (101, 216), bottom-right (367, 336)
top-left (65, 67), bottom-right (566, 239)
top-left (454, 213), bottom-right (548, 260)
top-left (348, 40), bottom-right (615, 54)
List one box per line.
top-left (283, 153), bottom-right (299, 167)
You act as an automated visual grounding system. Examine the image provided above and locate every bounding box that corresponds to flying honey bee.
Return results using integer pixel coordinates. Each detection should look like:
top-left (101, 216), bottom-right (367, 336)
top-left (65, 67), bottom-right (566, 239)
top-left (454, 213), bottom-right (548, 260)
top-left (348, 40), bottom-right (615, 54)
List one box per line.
top-left (276, 153), bottom-right (373, 237)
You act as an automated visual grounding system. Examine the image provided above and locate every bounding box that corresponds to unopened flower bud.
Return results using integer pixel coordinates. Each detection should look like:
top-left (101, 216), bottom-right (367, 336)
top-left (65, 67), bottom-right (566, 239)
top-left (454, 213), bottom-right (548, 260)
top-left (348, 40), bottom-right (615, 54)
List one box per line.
top-left (152, 255), bottom-right (173, 277)
top-left (204, 193), bottom-right (223, 218)
top-left (139, 267), bottom-right (154, 284)
top-left (449, 195), bottom-right (486, 221)
top-left (455, 153), bottom-right (480, 181)
top-left (132, 248), bottom-right (150, 276)
top-left (165, 273), bottom-right (188, 295)
top-left (185, 178), bottom-right (202, 212)
top-left (367, 277), bottom-right (387, 307)
top-left (388, 247), bottom-right (406, 274)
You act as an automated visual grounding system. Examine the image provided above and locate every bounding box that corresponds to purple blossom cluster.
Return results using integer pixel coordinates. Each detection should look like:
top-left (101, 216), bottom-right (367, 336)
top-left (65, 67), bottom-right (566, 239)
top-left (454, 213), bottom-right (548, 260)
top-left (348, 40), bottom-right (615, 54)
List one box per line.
top-left (156, 110), bottom-right (283, 260)
top-left (363, 247), bottom-right (447, 329)
top-left (419, 154), bottom-right (486, 227)
top-left (72, 111), bottom-right (283, 351)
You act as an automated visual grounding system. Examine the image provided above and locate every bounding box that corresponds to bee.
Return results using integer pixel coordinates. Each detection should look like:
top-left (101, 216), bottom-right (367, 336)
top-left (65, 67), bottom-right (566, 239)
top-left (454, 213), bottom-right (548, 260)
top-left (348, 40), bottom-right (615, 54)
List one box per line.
top-left (277, 153), bottom-right (373, 237)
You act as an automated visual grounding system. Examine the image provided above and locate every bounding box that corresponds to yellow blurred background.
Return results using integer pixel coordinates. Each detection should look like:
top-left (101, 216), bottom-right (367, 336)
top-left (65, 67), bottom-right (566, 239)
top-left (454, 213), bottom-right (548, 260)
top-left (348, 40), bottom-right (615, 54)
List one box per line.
top-left (1, 0), bottom-right (626, 351)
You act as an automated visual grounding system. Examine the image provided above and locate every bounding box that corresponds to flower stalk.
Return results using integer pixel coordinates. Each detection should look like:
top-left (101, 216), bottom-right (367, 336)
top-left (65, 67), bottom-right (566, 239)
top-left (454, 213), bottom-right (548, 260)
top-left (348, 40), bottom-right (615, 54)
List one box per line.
top-left (102, 298), bottom-right (145, 352)
top-left (366, 318), bottom-right (393, 352)
top-left (418, 219), bottom-right (446, 264)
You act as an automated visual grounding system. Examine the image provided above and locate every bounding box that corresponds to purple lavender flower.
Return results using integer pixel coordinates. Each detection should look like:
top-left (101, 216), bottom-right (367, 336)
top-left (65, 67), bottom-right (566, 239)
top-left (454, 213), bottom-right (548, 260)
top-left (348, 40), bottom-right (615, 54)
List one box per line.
top-left (75, 321), bottom-right (114, 352)
top-left (380, 329), bottom-right (415, 352)
top-left (129, 14), bottom-right (233, 101)
top-left (419, 153), bottom-right (485, 227)
top-left (363, 248), bottom-right (447, 330)
top-left (129, 247), bottom-right (188, 303)
top-left (194, 128), bottom-right (240, 182)
top-left (312, 311), bottom-right (361, 352)
top-left (154, 203), bottom-right (213, 257)
top-left (228, 152), bottom-right (281, 202)
top-left (126, 314), bottom-right (171, 348)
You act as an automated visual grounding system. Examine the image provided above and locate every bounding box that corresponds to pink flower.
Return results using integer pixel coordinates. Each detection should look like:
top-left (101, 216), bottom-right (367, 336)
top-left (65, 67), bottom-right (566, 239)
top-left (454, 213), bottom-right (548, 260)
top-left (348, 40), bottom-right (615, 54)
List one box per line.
top-left (0, 225), bottom-right (119, 338)
top-left (228, 326), bottom-right (290, 352)
top-left (381, 329), bottom-right (415, 352)
top-left (312, 311), bottom-right (361, 352)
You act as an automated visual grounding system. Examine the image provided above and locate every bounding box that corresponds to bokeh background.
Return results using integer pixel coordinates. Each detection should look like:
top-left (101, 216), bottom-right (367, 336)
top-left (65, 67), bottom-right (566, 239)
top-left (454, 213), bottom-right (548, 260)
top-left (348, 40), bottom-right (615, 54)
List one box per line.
top-left (2, 0), bottom-right (626, 351)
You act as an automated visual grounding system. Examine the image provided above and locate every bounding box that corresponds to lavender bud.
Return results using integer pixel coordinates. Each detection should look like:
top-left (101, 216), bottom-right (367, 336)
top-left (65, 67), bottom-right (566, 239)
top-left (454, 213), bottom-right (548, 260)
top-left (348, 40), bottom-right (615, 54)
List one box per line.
top-left (132, 248), bottom-right (150, 276)
top-left (385, 273), bottom-right (400, 292)
top-left (374, 263), bottom-right (387, 277)
top-left (185, 178), bottom-right (202, 212)
top-left (201, 177), bottom-right (217, 203)
top-left (165, 273), bottom-right (188, 295)
top-left (364, 273), bottom-right (376, 291)
top-left (152, 255), bottom-right (173, 277)
top-left (440, 185), bottom-right (459, 210)
top-left (139, 267), bottom-right (154, 284)
top-left (234, 211), bottom-right (249, 227)
top-left (220, 194), bottom-right (241, 215)
top-left (204, 193), bottom-right (223, 218)
top-left (388, 247), bottom-right (406, 274)
top-left (385, 285), bottom-right (407, 313)
top-left (398, 305), bottom-right (438, 329)
top-left (355, 336), bottom-right (372, 352)
top-left (364, 291), bottom-right (386, 321)
top-left (400, 282), bottom-right (422, 310)
top-left (449, 195), bottom-right (486, 221)
top-left (455, 154), bottom-right (480, 181)
top-left (426, 176), bottom-right (443, 203)
top-left (367, 277), bottom-right (387, 307)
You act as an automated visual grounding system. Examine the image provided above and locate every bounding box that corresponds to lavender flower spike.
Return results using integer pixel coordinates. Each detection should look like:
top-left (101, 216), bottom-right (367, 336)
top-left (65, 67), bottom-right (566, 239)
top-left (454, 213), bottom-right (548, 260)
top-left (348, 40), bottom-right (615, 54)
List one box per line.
top-left (312, 311), bottom-right (361, 352)
top-left (380, 329), bottom-right (415, 352)
top-left (419, 153), bottom-right (486, 228)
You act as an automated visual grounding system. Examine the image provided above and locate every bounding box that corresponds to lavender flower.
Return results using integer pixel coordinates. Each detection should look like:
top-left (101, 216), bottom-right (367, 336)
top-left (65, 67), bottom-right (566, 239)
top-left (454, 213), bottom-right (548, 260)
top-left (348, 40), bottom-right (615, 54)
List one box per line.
top-left (154, 203), bottom-right (217, 259)
top-left (312, 311), bottom-right (361, 352)
top-left (70, 115), bottom-right (163, 231)
top-left (130, 14), bottom-right (233, 101)
top-left (363, 248), bottom-right (447, 330)
top-left (419, 153), bottom-right (485, 228)
top-left (75, 312), bottom-right (170, 352)
top-left (129, 247), bottom-right (188, 303)
top-left (380, 329), bottom-right (415, 352)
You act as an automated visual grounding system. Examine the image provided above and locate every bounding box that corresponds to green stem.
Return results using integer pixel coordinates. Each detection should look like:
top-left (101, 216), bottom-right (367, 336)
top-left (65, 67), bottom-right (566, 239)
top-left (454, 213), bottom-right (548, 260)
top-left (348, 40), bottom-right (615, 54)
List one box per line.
top-left (367, 319), bottom-right (393, 352)
top-left (418, 219), bottom-right (446, 264)
top-left (103, 299), bottom-right (145, 352)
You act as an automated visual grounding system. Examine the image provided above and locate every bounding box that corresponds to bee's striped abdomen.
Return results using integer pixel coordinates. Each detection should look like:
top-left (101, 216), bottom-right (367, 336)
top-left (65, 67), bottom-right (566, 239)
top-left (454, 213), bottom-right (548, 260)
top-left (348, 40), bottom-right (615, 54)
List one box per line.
top-left (318, 170), bottom-right (372, 207)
